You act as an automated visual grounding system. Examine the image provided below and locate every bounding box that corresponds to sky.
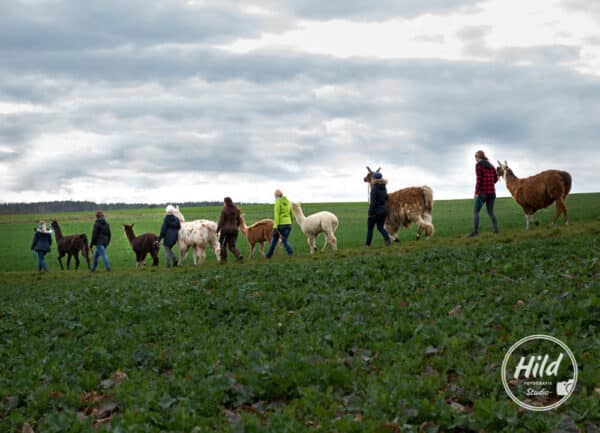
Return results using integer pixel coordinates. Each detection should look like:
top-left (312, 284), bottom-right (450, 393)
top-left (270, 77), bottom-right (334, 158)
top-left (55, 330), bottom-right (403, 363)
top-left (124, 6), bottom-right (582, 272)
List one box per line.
top-left (1, 0), bottom-right (599, 204)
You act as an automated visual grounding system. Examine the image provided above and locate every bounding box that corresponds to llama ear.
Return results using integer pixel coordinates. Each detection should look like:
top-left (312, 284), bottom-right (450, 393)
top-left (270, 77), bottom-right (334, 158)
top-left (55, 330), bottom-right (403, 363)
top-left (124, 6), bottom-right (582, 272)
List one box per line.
top-left (376, 167), bottom-right (381, 173)
top-left (366, 166), bottom-right (373, 173)
top-left (504, 160), bottom-right (508, 166)
top-left (497, 160), bottom-right (502, 166)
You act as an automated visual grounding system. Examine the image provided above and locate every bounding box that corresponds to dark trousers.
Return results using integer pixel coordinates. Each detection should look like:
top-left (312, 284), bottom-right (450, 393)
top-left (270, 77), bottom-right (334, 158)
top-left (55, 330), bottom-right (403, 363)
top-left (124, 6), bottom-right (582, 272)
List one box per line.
top-left (219, 230), bottom-right (241, 261)
top-left (366, 212), bottom-right (390, 245)
top-left (37, 251), bottom-right (48, 272)
top-left (266, 224), bottom-right (293, 258)
top-left (473, 193), bottom-right (499, 233)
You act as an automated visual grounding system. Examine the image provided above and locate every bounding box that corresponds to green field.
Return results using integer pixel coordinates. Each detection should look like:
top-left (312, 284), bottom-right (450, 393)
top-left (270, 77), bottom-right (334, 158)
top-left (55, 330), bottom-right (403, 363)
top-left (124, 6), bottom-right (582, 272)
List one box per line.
top-left (0, 194), bottom-right (599, 432)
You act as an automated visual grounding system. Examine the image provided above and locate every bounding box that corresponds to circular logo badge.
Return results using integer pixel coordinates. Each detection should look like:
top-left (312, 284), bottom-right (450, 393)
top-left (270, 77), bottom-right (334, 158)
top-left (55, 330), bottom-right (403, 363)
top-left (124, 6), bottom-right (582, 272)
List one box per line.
top-left (501, 334), bottom-right (577, 411)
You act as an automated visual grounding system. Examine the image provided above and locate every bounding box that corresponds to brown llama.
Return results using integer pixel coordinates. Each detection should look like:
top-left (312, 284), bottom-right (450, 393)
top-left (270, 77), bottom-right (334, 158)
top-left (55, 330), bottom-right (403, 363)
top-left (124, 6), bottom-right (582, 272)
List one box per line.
top-left (239, 214), bottom-right (281, 259)
top-left (50, 220), bottom-right (91, 270)
top-left (123, 224), bottom-right (159, 267)
top-left (363, 166), bottom-right (434, 241)
top-left (496, 161), bottom-right (572, 229)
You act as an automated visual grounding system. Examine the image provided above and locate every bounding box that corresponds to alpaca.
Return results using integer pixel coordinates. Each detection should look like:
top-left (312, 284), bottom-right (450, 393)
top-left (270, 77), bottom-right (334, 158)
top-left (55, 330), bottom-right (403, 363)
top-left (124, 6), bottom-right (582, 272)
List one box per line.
top-left (172, 207), bottom-right (221, 265)
top-left (50, 219), bottom-right (91, 270)
top-left (123, 224), bottom-right (159, 267)
top-left (496, 161), bottom-right (572, 229)
top-left (364, 167), bottom-right (434, 241)
top-left (291, 202), bottom-right (339, 254)
top-left (239, 214), bottom-right (281, 259)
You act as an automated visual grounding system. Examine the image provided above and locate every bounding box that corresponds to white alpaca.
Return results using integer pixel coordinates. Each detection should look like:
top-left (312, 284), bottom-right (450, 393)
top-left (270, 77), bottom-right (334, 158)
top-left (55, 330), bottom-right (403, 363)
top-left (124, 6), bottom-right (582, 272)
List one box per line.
top-left (172, 207), bottom-right (221, 265)
top-left (291, 202), bottom-right (339, 254)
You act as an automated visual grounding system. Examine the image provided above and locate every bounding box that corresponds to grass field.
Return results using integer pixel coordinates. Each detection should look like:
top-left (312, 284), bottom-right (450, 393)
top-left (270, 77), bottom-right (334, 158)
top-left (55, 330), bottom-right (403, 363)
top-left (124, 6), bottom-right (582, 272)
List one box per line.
top-left (0, 194), bottom-right (599, 432)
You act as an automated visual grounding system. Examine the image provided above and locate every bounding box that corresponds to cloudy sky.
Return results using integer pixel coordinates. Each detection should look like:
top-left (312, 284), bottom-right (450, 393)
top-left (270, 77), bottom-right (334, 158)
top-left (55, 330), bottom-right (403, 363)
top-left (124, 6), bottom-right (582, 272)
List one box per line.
top-left (1, 0), bottom-right (599, 204)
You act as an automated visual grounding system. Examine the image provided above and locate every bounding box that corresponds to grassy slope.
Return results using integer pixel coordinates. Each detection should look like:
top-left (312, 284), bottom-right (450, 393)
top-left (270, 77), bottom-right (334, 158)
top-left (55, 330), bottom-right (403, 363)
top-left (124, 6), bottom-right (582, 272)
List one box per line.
top-left (0, 194), bottom-right (598, 432)
top-left (0, 193), bottom-right (598, 273)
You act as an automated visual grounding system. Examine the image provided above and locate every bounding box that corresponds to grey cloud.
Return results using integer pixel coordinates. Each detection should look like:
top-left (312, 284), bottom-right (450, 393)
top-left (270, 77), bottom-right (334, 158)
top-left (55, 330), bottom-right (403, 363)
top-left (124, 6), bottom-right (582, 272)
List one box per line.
top-left (261, 0), bottom-right (481, 20)
top-left (0, 0), bottom-right (283, 53)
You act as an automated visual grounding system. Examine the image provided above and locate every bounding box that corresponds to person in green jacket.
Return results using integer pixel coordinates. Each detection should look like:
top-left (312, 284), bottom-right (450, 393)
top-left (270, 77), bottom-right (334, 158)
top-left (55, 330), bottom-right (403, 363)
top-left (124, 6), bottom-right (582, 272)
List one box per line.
top-left (266, 189), bottom-right (293, 258)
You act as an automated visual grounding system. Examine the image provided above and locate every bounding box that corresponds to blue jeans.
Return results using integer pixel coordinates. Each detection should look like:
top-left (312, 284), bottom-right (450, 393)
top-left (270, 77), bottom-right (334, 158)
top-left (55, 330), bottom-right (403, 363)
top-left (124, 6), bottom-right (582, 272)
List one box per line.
top-left (92, 245), bottom-right (111, 271)
top-left (473, 193), bottom-right (499, 233)
top-left (266, 225), bottom-right (293, 258)
top-left (366, 211), bottom-right (390, 245)
top-left (37, 251), bottom-right (48, 272)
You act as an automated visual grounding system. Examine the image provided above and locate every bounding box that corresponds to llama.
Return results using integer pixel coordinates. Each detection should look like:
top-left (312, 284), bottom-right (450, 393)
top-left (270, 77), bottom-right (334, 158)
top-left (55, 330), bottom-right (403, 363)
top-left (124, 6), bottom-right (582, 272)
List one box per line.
top-left (239, 214), bottom-right (282, 259)
top-left (123, 224), bottom-right (159, 267)
top-left (496, 161), bottom-right (572, 229)
top-left (50, 219), bottom-right (91, 270)
top-left (291, 202), bottom-right (339, 254)
top-left (172, 207), bottom-right (221, 265)
top-left (363, 167), bottom-right (434, 241)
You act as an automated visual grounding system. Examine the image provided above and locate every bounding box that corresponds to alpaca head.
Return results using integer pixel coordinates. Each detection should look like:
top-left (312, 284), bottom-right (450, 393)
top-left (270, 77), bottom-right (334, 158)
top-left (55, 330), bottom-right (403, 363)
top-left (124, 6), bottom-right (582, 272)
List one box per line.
top-left (123, 224), bottom-right (134, 235)
top-left (496, 160), bottom-right (511, 179)
top-left (363, 166), bottom-right (381, 184)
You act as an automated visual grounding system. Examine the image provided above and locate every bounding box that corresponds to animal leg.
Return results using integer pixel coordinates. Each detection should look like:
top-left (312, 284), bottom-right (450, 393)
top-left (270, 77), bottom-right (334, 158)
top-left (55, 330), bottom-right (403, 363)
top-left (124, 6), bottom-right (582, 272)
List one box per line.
top-left (525, 214), bottom-right (531, 230)
top-left (179, 246), bottom-right (188, 265)
top-left (327, 232), bottom-right (338, 251)
top-left (74, 253), bottom-right (80, 271)
top-left (307, 236), bottom-right (315, 254)
top-left (57, 253), bottom-right (65, 271)
top-left (197, 247), bottom-right (207, 264)
top-left (213, 238), bottom-right (221, 262)
top-left (66, 254), bottom-right (72, 270)
top-left (554, 198), bottom-right (568, 225)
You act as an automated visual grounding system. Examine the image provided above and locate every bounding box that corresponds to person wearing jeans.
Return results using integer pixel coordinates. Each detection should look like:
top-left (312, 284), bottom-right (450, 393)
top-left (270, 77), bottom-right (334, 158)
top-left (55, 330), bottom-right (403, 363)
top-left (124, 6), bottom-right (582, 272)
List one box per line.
top-left (31, 220), bottom-right (52, 272)
top-left (366, 172), bottom-right (391, 246)
top-left (266, 189), bottom-right (293, 258)
top-left (157, 204), bottom-right (181, 267)
top-left (469, 150), bottom-right (500, 237)
top-left (90, 211), bottom-right (112, 271)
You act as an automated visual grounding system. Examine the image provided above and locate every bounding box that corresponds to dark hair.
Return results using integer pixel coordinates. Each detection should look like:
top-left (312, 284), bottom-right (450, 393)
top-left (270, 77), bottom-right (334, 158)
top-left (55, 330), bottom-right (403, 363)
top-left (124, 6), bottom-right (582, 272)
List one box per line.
top-left (475, 150), bottom-right (488, 161)
top-left (224, 197), bottom-right (234, 207)
top-left (95, 211), bottom-right (104, 218)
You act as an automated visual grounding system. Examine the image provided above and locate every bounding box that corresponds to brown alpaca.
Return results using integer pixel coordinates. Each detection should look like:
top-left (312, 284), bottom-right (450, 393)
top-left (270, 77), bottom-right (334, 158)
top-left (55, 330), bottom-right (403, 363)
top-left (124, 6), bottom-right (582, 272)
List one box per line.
top-left (496, 161), bottom-right (572, 229)
top-left (364, 167), bottom-right (435, 241)
top-left (123, 224), bottom-right (159, 267)
top-left (239, 214), bottom-right (281, 259)
top-left (51, 219), bottom-right (91, 270)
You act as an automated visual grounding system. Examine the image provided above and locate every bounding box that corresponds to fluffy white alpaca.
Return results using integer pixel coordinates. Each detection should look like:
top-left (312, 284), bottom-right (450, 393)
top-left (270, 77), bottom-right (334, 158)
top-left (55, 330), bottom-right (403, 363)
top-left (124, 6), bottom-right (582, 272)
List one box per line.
top-left (172, 207), bottom-right (221, 265)
top-left (291, 202), bottom-right (339, 254)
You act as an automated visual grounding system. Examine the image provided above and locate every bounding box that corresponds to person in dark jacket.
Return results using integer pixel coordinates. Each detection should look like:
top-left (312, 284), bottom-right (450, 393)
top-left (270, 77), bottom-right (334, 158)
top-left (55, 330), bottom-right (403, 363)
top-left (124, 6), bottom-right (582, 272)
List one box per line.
top-left (31, 220), bottom-right (52, 272)
top-left (157, 204), bottom-right (181, 267)
top-left (468, 150), bottom-right (500, 237)
top-left (217, 197), bottom-right (243, 263)
top-left (90, 211), bottom-right (111, 272)
top-left (366, 172), bottom-right (391, 246)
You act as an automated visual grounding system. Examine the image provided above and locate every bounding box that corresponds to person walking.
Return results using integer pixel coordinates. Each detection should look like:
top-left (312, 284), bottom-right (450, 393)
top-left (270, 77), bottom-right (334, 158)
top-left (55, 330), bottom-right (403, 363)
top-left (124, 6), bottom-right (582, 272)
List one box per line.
top-left (157, 204), bottom-right (181, 267)
top-left (217, 197), bottom-right (243, 263)
top-left (266, 189), bottom-right (293, 258)
top-left (366, 172), bottom-right (392, 246)
top-left (31, 220), bottom-right (52, 272)
top-left (468, 150), bottom-right (500, 237)
top-left (90, 211), bottom-right (112, 272)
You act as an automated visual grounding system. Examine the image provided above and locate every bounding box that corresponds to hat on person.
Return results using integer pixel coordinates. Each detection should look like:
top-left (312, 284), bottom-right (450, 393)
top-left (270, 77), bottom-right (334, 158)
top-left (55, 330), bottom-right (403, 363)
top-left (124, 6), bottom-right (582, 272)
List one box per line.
top-left (95, 211), bottom-right (104, 219)
top-left (373, 172), bottom-right (383, 179)
top-left (166, 204), bottom-right (176, 214)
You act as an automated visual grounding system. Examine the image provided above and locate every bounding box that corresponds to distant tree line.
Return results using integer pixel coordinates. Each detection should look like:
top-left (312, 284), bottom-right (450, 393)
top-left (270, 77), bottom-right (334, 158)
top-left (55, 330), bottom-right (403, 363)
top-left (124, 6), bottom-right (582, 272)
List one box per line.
top-left (0, 200), bottom-right (236, 215)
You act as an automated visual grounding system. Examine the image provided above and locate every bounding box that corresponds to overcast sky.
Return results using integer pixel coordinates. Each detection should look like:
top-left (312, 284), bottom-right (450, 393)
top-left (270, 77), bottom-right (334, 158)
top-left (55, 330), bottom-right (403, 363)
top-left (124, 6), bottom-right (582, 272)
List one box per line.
top-left (1, 0), bottom-right (599, 204)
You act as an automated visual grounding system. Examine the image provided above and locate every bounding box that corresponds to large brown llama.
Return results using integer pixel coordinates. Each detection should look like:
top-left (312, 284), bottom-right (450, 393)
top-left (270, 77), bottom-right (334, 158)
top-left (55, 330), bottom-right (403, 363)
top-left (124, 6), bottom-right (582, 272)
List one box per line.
top-left (123, 224), bottom-right (159, 267)
top-left (239, 214), bottom-right (281, 259)
top-left (496, 161), bottom-right (572, 229)
top-left (363, 166), bottom-right (434, 241)
top-left (50, 220), bottom-right (91, 270)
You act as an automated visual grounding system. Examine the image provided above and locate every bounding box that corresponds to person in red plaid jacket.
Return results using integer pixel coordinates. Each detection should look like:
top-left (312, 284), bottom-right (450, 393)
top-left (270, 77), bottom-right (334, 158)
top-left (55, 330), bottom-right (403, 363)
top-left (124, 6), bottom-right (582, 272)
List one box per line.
top-left (468, 150), bottom-right (499, 237)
